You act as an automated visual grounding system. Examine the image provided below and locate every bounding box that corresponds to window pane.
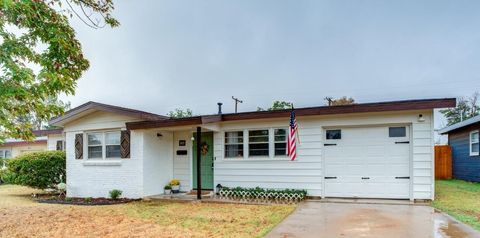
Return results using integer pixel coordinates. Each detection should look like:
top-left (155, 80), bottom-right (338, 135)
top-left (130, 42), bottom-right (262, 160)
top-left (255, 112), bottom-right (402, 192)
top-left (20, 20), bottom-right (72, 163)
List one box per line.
top-left (326, 130), bottom-right (341, 140)
top-left (249, 143), bottom-right (269, 156)
top-left (249, 130), bottom-right (269, 143)
top-left (88, 133), bottom-right (102, 145)
top-left (472, 142), bottom-right (479, 153)
top-left (472, 132), bottom-right (479, 142)
top-left (225, 131), bottom-right (243, 144)
top-left (0, 151), bottom-right (4, 159)
top-left (5, 150), bottom-right (11, 158)
top-left (274, 129), bottom-right (287, 142)
top-left (106, 132), bottom-right (121, 145)
top-left (275, 142), bottom-right (287, 156)
top-left (106, 145), bottom-right (121, 158)
top-left (389, 127), bottom-right (406, 137)
top-left (88, 146), bottom-right (103, 158)
top-left (225, 144), bottom-right (243, 158)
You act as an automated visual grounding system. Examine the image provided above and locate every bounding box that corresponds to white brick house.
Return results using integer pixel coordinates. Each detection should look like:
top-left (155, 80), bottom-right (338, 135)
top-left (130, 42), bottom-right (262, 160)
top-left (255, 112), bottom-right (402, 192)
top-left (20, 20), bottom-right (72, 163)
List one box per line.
top-left (50, 98), bottom-right (455, 200)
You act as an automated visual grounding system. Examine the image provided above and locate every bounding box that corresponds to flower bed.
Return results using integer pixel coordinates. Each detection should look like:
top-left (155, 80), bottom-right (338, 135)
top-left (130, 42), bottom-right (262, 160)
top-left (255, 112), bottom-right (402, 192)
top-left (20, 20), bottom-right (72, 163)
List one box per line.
top-left (218, 186), bottom-right (307, 204)
top-left (37, 195), bottom-right (138, 206)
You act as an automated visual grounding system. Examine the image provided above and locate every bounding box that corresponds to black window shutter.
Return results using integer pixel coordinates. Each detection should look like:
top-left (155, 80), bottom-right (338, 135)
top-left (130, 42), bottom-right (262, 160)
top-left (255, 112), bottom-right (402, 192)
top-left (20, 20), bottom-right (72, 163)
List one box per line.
top-left (75, 134), bottom-right (83, 159)
top-left (121, 130), bottom-right (131, 159)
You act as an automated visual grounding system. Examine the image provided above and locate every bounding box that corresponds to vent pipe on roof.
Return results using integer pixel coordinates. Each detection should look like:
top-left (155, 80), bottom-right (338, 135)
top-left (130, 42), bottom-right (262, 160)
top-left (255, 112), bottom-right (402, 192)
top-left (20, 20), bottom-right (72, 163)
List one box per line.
top-left (217, 102), bottom-right (223, 115)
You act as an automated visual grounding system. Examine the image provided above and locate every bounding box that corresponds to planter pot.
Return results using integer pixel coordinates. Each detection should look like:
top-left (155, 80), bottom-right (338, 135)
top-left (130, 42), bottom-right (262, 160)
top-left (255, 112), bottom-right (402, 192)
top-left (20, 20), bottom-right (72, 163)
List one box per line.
top-left (171, 185), bottom-right (180, 193)
top-left (164, 189), bottom-right (171, 195)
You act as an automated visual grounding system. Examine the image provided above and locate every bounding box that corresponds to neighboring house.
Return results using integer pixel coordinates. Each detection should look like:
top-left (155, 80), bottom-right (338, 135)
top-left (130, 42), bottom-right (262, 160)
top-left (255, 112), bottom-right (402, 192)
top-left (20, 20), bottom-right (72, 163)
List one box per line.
top-left (0, 128), bottom-right (65, 167)
top-left (438, 115), bottom-right (480, 182)
top-left (49, 98), bottom-right (456, 200)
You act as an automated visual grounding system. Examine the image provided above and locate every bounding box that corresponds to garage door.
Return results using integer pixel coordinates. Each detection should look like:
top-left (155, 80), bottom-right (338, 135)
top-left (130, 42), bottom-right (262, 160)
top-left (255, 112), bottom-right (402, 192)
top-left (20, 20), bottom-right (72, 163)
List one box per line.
top-left (324, 126), bottom-right (411, 199)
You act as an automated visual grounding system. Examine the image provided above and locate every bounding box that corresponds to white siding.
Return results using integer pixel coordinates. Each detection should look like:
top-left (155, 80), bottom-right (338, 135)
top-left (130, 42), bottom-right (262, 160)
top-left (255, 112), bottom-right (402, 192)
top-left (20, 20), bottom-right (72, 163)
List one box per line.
top-left (47, 134), bottom-right (64, 151)
top-left (64, 111), bottom-right (144, 198)
top-left (142, 130), bottom-right (174, 196)
top-left (214, 110), bottom-right (435, 200)
top-left (173, 131), bottom-right (192, 192)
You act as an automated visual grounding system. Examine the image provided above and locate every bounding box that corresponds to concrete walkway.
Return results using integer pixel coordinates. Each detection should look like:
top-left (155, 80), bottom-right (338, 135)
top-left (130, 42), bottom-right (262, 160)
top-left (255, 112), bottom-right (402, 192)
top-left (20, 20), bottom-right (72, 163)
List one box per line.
top-left (267, 201), bottom-right (480, 238)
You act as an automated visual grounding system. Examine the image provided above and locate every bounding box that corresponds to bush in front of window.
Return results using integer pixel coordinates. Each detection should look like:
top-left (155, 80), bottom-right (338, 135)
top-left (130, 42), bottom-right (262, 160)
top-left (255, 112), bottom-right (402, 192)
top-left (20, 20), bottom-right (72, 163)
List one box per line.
top-left (5, 151), bottom-right (66, 190)
top-left (109, 189), bottom-right (123, 200)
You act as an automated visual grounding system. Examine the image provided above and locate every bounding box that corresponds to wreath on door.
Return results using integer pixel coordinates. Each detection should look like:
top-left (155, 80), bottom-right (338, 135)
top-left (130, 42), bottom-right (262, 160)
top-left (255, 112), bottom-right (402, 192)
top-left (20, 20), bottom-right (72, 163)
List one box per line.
top-left (201, 142), bottom-right (209, 156)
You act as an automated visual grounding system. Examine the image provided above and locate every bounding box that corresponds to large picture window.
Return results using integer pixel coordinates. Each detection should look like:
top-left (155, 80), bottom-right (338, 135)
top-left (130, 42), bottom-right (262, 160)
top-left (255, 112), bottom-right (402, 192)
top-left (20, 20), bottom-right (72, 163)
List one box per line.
top-left (471, 130), bottom-right (479, 156)
top-left (87, 131), bottom-right (121, 159)
top-left (249, 130), bottom-right (269, 156)
top-left (225, 131), bottom-right (243, 158)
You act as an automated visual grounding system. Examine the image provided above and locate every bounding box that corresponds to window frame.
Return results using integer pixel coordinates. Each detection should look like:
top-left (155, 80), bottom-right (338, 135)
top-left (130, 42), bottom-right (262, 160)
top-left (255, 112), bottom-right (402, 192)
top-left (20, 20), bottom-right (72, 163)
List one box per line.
top-left (248, 129), bottom-right (270, 157)
top-left (222, 128), bottom-right (290, 160)
top-left (470, 130), bottom-right (479, 157)
top-left (85, 130), bottom-right (122, 160)
top-left (273, 128), bottom-right (288, 157)
top-left (224, 131), bottom-right (244, 158)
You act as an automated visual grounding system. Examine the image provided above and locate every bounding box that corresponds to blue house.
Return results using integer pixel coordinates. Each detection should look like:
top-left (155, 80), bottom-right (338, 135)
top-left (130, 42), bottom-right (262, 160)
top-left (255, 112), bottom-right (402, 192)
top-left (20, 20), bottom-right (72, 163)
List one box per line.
top-left (439, 115), bottom-right (480, 182)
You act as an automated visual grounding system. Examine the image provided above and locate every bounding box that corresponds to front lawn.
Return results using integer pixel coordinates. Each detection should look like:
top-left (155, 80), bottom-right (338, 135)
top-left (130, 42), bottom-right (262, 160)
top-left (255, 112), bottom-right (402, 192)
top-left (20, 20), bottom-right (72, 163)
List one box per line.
top-left (0, 185), bottom-right (295, 237)
top-left (433, 179), bottom-right (480, 231)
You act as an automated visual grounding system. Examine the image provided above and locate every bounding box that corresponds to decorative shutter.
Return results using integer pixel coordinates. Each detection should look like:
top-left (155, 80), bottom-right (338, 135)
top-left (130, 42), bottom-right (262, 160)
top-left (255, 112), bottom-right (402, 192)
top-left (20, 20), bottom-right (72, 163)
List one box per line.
top-left (75, 134), bottom-right (83, 159)
top-left (120, 130), bottom-right (131, 159)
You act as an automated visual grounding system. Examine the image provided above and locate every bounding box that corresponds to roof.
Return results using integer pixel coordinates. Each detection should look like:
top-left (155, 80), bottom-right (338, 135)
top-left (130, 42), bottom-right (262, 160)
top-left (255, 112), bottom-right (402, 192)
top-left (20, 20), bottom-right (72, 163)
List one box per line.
top-left (50, 101), bottom-right (168, 126)
top-left (32, 128), bottom-right (64, 136)
top-left (1, 140), bottom-right (47, 147)
top-left (126, 98), bottom-right (456, 130)
top-left (438, 115), bottom-right (480, 134)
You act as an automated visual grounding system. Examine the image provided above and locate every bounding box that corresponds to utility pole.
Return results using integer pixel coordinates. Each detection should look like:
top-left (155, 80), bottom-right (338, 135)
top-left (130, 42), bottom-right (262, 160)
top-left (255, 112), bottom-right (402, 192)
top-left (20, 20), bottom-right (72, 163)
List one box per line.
top-left (232, 96), bottom-right (243, 113)
top-left (324, 97), bottom-right (333, 106)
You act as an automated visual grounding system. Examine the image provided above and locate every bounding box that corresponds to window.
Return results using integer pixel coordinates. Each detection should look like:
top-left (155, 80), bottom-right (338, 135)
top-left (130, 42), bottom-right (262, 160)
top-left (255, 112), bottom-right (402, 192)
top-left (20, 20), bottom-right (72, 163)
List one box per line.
top-left (274, 129), bottom-right (287, 156)
top-left (389, 127), bottom-right (406, 137)
top-left (470, 130), bottom-right (479, 156)
top-left (0, 150), bottom-right (12, 159)
top-left (225, 131), bottom-right (244, 158)
top-left (249, 130), bottom-right (269, 156)
top-left (87, 131), bottom-right (121, 159)
top-left (56, 140), bottom-right (64, 151)
top-left (326, 129), bottom-right (341, 140)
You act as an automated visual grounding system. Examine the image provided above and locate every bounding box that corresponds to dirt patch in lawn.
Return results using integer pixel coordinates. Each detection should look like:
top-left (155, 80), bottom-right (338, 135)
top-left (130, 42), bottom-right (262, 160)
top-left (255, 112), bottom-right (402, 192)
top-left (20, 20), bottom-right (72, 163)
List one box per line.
top-left (0, 185), bottom-right (295, 238)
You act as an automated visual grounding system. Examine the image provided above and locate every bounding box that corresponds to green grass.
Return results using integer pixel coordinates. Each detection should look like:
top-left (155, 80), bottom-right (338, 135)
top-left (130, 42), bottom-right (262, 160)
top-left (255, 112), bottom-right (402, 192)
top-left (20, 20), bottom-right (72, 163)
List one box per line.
top-left (433, 179), bottom-right (480, 231)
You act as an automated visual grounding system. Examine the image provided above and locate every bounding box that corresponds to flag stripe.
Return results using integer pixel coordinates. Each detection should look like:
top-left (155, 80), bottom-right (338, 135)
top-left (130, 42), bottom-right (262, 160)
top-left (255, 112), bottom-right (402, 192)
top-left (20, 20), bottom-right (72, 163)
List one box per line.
top-left (288, 108), bottom-right (298, 161)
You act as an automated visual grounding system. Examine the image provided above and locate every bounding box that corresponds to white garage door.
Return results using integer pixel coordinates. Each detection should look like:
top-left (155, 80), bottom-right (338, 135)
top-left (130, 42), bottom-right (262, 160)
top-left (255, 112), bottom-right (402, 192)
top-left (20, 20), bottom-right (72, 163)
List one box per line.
top-left (324, 126), bottom-right (411, 199)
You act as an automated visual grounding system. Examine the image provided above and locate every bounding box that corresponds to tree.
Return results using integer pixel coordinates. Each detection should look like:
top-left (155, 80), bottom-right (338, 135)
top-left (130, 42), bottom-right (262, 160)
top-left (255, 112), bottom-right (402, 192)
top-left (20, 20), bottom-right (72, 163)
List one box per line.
top-left (440, 92), bottom-right (480, 126)
top-left (0, 1), bottom-right (119, 142)
top-left (257, 101), bottom-right (293, 111)
top-left (168, 108), bottom-right (194, 118)
top-left (325, 96), bottom-right (356, 106)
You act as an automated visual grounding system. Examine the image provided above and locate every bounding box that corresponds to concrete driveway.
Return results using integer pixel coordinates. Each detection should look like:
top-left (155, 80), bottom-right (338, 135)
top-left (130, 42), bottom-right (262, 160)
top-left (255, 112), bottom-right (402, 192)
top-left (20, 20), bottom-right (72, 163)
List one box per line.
top-left (267, 201), bottom-right (480, 238)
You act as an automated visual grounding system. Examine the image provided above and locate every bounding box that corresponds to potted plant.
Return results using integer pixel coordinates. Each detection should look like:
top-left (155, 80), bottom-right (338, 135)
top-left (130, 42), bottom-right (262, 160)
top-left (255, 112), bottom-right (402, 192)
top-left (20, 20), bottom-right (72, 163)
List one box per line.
top-left (170, 179), bottom-right (180, 193)
top-left (164, 185), bottom-right (172, 194)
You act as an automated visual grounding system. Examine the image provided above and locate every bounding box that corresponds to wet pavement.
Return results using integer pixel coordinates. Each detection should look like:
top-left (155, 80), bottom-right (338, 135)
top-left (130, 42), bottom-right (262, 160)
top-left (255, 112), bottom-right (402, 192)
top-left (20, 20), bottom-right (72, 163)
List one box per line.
top-left (266, 201), bottom-right (480, 238)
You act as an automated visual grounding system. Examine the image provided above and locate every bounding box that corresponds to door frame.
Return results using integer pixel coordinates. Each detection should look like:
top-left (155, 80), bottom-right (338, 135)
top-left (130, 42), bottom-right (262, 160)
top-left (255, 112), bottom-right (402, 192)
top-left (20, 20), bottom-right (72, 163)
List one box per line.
top-left (321, 123), bottom-right (413, 200)
top-left (190, 131), bottom-right (214, 190)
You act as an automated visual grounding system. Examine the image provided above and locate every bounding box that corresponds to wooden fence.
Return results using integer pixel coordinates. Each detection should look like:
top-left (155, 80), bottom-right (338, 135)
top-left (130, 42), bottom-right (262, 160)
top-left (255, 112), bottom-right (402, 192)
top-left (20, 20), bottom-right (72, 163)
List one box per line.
top-left (435, 145), bottom-right (452, 180)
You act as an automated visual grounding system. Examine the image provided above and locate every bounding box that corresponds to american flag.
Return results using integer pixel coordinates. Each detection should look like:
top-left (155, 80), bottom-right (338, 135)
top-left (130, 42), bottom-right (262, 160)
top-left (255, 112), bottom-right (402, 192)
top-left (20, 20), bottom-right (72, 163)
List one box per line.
top-left (288, 108), bottom-right (298, 161)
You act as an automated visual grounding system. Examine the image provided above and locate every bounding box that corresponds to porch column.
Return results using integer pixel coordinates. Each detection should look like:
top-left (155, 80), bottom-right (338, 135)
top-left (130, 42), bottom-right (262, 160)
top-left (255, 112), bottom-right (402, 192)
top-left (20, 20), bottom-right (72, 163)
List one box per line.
top-left (196, 126), bottom-right (202, 200)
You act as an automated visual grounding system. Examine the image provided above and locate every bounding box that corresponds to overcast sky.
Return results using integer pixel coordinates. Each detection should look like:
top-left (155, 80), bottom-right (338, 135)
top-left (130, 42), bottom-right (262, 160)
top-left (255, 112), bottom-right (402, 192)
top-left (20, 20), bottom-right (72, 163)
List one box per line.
top-left (64, 0), bottom-right (480, 129)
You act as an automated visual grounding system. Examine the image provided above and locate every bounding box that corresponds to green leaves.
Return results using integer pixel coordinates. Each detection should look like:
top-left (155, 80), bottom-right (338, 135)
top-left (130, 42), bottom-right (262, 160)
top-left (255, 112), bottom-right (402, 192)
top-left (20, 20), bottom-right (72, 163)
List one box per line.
top-left (0, 0), bottom-right (118, 142)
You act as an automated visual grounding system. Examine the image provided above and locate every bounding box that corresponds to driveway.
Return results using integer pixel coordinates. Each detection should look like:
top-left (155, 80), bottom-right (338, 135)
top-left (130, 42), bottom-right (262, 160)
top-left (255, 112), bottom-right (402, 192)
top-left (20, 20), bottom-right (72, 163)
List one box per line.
top-left (267, 201), bottom-right (480, 238)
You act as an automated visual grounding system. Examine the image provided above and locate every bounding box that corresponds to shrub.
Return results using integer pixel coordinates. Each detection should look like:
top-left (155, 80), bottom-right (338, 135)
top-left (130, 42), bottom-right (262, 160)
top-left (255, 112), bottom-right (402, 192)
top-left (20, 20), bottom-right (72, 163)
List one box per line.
top-left (164, 185), bottom-right (171, 190)
top-left (6, 151), bottom-right (66, 189)
top-left (109, 189), bottom-right (122, 200)
top-left (84, 197), bottom-right (93, 203)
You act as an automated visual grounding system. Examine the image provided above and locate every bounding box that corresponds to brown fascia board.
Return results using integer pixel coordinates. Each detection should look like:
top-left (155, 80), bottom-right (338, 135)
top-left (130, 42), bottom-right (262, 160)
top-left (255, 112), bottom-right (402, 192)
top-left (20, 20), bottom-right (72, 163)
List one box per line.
top-left (32, 128), bottom-right (64, 137)
top-left (1, 140), bottom-right (47, 147)
top-left (49, 101), bottom-right (168, 125)
top-left (126, 98), bottom-right (456, 130)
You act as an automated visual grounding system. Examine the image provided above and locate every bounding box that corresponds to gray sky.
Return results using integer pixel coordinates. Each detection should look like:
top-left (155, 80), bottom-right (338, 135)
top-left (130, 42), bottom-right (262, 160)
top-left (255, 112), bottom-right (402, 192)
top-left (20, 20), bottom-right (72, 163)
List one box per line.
top-left (64, 0), bottom-right (480, 128)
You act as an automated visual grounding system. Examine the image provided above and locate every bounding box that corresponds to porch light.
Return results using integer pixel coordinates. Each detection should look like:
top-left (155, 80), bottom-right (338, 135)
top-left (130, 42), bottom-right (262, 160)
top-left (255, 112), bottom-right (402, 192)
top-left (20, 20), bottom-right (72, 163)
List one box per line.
top-left (418, 114), bottom-right (425, 122)
top-left (216, 184), bottom-right (223, 195)
top-left (191, 136), bottom-right (195, 141)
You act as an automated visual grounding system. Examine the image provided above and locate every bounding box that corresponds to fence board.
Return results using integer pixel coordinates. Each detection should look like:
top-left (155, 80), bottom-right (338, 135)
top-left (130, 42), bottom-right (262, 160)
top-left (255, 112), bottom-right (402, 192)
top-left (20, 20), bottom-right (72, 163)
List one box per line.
top-left (435, 145), bottom-right (452, 179)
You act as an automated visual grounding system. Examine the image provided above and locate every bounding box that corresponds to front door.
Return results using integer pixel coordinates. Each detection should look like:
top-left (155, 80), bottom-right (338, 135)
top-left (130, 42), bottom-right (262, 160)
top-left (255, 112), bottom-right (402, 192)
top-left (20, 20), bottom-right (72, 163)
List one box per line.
top-left (192, 132), bottom-right (214, 190)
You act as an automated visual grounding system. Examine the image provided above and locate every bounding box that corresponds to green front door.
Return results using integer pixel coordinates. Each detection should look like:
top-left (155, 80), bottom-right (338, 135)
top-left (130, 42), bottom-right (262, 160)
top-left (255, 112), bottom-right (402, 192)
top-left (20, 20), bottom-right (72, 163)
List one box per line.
top-left (192, 132), bottom-right (214, 190)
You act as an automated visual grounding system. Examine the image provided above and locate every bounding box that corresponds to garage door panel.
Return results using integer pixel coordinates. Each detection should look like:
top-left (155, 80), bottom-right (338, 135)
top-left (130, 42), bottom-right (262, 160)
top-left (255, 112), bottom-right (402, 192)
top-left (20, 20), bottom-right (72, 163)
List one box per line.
top-left (324, 126), bottom-right (411, 199)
